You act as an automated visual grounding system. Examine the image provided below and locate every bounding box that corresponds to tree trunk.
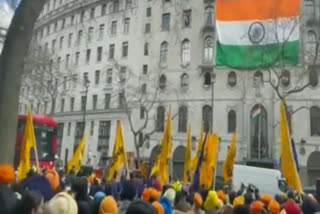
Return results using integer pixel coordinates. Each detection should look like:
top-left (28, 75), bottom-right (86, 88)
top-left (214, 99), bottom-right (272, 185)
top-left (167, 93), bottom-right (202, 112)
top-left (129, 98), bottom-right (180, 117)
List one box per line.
top-left (133, 136), bottom-right (141, 168)
top-left (0, 0), bottom-right (45, 164)
top-left (50, 97), bottom-right (56, 116)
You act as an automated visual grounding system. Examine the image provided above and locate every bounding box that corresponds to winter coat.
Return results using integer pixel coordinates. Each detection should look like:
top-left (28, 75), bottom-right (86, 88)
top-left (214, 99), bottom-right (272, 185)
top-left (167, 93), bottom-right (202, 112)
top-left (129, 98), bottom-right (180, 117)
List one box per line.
top-left (118, 200), bottom-right (131, 214)
top-left (0, 185), bottom-right (19, 214)
top-left (160, 197), bottom-right (173, 214)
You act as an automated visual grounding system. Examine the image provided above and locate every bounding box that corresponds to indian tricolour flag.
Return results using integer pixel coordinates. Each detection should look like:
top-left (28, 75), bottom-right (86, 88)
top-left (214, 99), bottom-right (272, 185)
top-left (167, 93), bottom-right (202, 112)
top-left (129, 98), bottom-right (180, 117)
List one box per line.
top-left (215, 0), bottom-right (301, 69)
top-left (252, 106), bottom-right (261, 123)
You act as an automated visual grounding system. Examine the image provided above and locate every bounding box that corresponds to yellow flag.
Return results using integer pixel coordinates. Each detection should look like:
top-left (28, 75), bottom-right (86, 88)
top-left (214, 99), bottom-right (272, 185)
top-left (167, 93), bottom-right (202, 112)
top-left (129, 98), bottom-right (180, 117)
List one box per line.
top-left (67, 136), bottom-right (86, 173)
top-left (107, 120), bottom-right (128, 181)
top-left (183, 125), bottom-right (192, 184)
top-left (18, 107), bottom-right (37, 181)
top-left (191, 124), bottom-right (204, 171)
top-left (280, 101), bottom-right (303, 194)
top-left (200, 133), bottom-right (219, 189)
top-left (222, 132), bottom-right (237, 183)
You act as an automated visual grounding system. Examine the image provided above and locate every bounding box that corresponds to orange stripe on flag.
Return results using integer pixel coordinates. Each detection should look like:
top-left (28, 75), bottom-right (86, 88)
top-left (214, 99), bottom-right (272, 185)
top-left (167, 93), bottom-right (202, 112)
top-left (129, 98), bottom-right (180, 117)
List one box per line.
top-left (216, 0), bottom-right (301, 21)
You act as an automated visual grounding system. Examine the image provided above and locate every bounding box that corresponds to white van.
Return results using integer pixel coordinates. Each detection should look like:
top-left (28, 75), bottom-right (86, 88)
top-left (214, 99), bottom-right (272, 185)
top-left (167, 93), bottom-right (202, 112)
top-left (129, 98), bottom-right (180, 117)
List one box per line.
top-left (233, 165), bottom-right (287, 196)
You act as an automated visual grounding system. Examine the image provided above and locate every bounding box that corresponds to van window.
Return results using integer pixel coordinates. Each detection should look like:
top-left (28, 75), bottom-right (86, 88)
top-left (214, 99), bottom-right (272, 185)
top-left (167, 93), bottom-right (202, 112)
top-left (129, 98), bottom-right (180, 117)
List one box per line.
top-left (278, 179), bottom-right (288, 192)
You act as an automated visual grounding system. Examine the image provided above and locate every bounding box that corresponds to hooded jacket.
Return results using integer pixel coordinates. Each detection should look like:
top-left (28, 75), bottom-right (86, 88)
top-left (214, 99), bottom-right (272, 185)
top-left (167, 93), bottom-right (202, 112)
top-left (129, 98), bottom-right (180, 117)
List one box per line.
top-left (160, 197), bottom-right (173, 214)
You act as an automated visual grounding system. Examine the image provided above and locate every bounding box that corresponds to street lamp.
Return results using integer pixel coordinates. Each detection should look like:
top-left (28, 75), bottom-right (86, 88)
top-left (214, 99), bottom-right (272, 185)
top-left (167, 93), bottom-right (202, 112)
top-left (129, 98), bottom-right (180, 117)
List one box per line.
top-left (211, 72), bottom-right (216, 133)
top-left (82, 79), bottom-right (90, 137)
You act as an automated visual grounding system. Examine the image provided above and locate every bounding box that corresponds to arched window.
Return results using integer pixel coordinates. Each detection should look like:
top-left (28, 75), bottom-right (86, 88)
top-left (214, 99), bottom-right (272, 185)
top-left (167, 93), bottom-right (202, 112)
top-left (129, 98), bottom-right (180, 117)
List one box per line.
top-left (254, 70), bottom-right (263, 86)
top-left (281, 70), bottom-right (290, 87)
top-left (156, 106), bottom-right (165, 132)
top-left (204, 72), bottom-right (211, 86)
top-left (181, 39), bottom-right (191, 65)
top-left (228, 110), bottom-right (236, 133)
top-left (160, 41), bottom-right (168, 64)
top-left (306, 31), bottom-right (317, 62)
top-left (305, 0), bottom-right (315, 18)
top-left (141, 83), bottom-right (147, 94)
top-left (178, 105), bottom-right (188, 133)
top-left (205, 6), bottom-right (214, 26)
top-left (309, 68), bottom-right (319, 87)
top-left (202, 105), bottom-right (212, 132)
top-left (159, 74), bottom-right (167, 89)
top-left (310, 106), bottom-right (320, 136)
top-left (181, 73), bottom-right (189, 88)
top-left (204, 36), bottom-right (214, 63)
top-left (144, 42), bottom-right (149, 56)
top-left (228, 71), bottom-right (237, 87)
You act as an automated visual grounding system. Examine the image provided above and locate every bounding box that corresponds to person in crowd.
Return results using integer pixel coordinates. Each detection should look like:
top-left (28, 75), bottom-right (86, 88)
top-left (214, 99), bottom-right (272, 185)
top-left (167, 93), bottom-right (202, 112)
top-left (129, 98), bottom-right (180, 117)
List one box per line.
top-left (218, 205), bottom-right (233, 214)
top-left (153, 201), bottom-right (165, 214)
top-left (94, 191), bottom-right (106, 214)
top-left (160, 189), bottom-right (174, 214)
top-left (45, 168), bottom-right (60, 193)
top-left (118, 180), bottom-right (137, 214)
top-left (268, 200), bottom-right (280, 214)
top-left (72, 177), bottom-right (94, 214)
top-left (44, 192), bottom-right (78, 214)
top-left (250, 200), bottom-right (264, 214)
top-left (0, 163), bottom-right (19, 214)
top-left (203, 190), bottom-right (222, 214)
top-left (283, 199), bottom-right (301, 214)
top-left (173, 191), bottom-right (192, 214)
top-left (99, 196), bottom-right (118, 214)
top-left (193, 192), bottom-right (204, 214)
top-left (233, 205), bottom-right (250, 214)
top-left (125, 200), bottom-right (157, 214)
top-left (16, 190), bottom-right (44, 214)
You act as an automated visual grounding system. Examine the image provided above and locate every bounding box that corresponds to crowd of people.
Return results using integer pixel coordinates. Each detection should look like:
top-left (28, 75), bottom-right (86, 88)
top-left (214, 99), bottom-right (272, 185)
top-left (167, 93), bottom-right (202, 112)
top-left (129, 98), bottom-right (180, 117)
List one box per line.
top-left (0, 163), bottom-right (320, 214)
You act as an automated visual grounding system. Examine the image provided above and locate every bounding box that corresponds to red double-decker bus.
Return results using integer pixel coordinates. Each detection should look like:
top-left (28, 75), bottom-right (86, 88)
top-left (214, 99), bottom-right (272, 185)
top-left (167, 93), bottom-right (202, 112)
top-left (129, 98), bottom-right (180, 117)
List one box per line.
top-left (15, 115), bottom-right (57, 169)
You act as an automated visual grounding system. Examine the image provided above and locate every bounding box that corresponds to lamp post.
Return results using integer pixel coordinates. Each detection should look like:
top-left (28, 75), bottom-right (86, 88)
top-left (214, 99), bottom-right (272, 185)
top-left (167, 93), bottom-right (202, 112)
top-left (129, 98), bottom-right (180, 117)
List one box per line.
top-left (211, 72), bottom-right (216, 132)
top-left (82, 79), bottom-right (90, 137)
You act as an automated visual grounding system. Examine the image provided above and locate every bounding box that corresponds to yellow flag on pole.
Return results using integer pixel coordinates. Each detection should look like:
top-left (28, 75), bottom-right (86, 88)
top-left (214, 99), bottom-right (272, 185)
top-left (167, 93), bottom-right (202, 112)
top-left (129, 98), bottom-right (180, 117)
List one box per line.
top-left (107, 120), bottom-right (128, 181)
top-left (67, 136), bottom-right (86, 173)
top-left (17, 107), bottom-right (37, 181)
top-left (222, 132), bottom-right (237, 183)
top-left (183, 125), bottom-right (192, 184)
top-left (191, 124), bottom-right (204, 171)
top-left (280, 101), bottom-right (303, 194)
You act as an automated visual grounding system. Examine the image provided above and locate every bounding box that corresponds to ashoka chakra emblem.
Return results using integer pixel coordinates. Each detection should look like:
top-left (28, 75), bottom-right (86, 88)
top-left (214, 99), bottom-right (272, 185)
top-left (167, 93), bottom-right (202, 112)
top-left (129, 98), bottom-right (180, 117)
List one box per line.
top-left (248, 22), bottom-right (265, 44)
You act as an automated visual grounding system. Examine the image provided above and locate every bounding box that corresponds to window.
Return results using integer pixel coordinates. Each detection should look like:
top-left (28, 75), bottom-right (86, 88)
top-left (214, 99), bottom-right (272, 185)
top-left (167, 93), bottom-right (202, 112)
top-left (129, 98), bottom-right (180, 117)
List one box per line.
top-left (204, 36), bottom-right (214, 63)
top-left (101, 4), bottom-right (106, 15)
top-left (162, 13), bottom-right (171, 31)
top-left (306, 30), bottom-right (317, 63)
top-left (254, 70), bottom-right (263, 86)
top-left (205, 6), bottom-right (214, 26)
top-left (281, 70), bottom-right (290, 87)
top-left (113, 0), bottom-right (119, 12)
top-left (67, 122), bottom-right (71, 136)
top-left (181, 39), bottom-right (191, 65)
top-left (77, 30), bottom-right (83, 45)
top-left (202, 105), bottom-right (212, 132)
top-left (109, 44), bottom-right (115, 59)
top-left (143, 64), bottom-right (148, 74)
top-left (228, 71), bottom-right (237, 87)
top-left (70, 15), bottom-right (75, 25)
top-left (228, 110), bottom-right (236, 133)
top-left (159, 74), bottom-right (167, 89)
top-left (204, 71), bottom-right (212, 86)
top-left (57, 57), bottom-right (61, 70)
top-left (68, 33), bottom-right (73, 48)
top-left (72, 74), bottom-right (77, 88)
top-left (75, 52), bottom-right (80, 65)
top-left (305, 0), bottom-right (315, 19)
top-left (90, 121), bottom-right (94, 136)
top-left (81, 96), bottom-right (87, 111)
top-left (90, 7), bottom-right (95, 19)
top-left (104, 94), bottom-right (111, 109)
top-left (70, 97), bottom-right (75, 111)
top-left (126, 0), bottom-right (132, 9)
top-left (178, 106), bottom-right (188, 133)
top-left (141, 83), bottom-right (147, 94)
top-left (107, 69), bottom-right (113, 84)
top-left (83, 72), bottom-right (89, 84)
top-left (92, 95), bottom-right (98, 110)
top-left (97, 46), bottom-right (103, 61)
top-left (310, 106), bottom-right (320, 136)
top-left (181, 73), bottom-right (189, 88)
top-left (74, 122), bottom-right (85, 150)
top-left (111, 21), bottom-right (117, 35)
top-left (309, 68), bottom-right (319, 87)
top-left (183, 10), bottom-right (192, 28)
top-left (160, 41), bottom-right (168, 64)
top-left (45, 42), bottom-right (49, 52)
top-left (156, 106), bottom-right (165, 132)
top-left (122, 42), bottom-right (129, 57)
top-left (86, 49), bottom-right (91, 63)
top-left (65, 54), bottom-right (70, 68)
top-left (80, 10), bottom-right (85, 23)
top-left (98, 121), bottom-right (111, 151)
top-left (95, 70), bottom-right (100, 84)
top-left (63, 76), bottom-right (67, 89)
top-left (145, 23), bottom-right (151, 33)
top-left (52, 39), bottom-right (56, 52)
top-left (144, 43), bottom-right (149, 56)
top-left (88, 27), bottom-right (94, 42)
top-left (46, 25), bottom-right (50, 36)
top-left (144, 7), bottom-right (151, 17)
top-left (140, 106), bottom-right (145, 119)
top-left (60, 99), bottom-right (65, 112)
top-left (124, 18), bottom-right (130, 33)
top-left (119, 92), bottom-right (125, 108)
top-left (61, 18), bottom-right (65, 30)
top-left (120, 67), bottom-right (127, 83)
top-left (59, 36), bottom-right (64, 49)
top-left (54, 22), bottom-right (58, 32)
top-left (99, 24), bottom-right (105, 40)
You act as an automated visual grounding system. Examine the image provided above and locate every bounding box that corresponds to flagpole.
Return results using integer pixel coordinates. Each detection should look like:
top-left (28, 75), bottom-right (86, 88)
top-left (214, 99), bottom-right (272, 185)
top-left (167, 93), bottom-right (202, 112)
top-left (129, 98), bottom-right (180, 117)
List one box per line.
top-left (258, 103), bottom-right (262, 160)
top-left (34, 142), bottom-right (40, 172)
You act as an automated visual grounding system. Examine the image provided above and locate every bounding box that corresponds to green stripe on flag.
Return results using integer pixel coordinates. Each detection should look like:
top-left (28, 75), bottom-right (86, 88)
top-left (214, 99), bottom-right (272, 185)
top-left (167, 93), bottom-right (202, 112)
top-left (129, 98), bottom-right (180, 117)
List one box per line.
top-left (216, 41), bottom-right (299, 69)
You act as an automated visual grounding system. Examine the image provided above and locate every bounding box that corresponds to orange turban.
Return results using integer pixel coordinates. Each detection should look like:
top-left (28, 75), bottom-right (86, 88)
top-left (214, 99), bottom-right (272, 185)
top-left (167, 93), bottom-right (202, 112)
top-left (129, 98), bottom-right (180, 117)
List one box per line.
top-left (46, 169), bottom-right (60, 192)
top-left (233, 196), bottom-right (244, 207)
top-left (142, 188), bottom-right (150, 201)
top-left (250, 200), bottom-right (264, 214)
top-left (152, 201), bottom-right (164, 214)
top-left (193, 193), bottom-right (203, 208)
top-left (268, 199), bottom-right (280, 214)
top-left (217, 190), bottom-right (226, 203)
top-left (0, 164), bottom-right (14, 184)
top-left (261, 194), bottom-right (272, 206)
top-left (149, 188), bottom-right (160, 200)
